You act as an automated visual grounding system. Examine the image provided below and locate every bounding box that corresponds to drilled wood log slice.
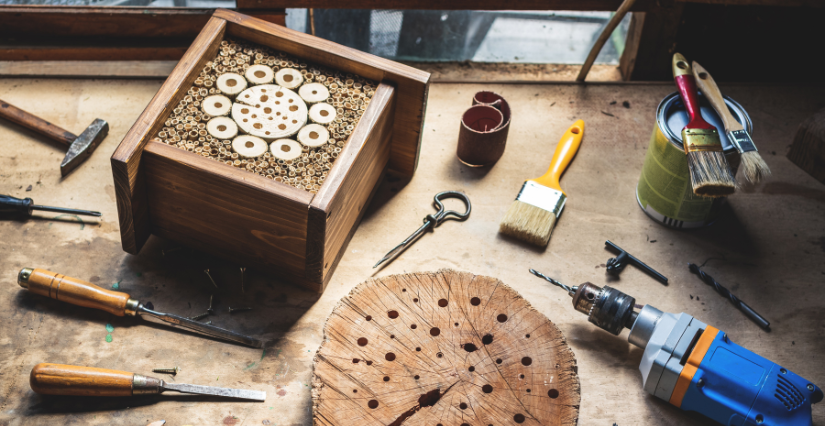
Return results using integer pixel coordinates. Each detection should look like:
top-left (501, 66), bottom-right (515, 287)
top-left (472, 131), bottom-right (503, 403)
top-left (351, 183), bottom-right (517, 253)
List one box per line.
top-left (312, 270), bottom-right (580, 426)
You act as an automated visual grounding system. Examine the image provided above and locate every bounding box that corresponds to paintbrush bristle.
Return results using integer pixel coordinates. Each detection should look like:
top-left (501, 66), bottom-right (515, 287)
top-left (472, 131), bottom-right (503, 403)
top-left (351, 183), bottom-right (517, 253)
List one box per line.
top-left (499, 200), bottom-right (557, 247)
top-left (740, 151), bottom-right (771, 184)
top-left (687, 151), bottom-right (737, 197)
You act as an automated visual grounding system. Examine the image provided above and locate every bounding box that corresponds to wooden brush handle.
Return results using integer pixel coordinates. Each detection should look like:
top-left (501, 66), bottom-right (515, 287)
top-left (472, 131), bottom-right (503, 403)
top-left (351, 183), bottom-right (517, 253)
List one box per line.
top-left (533, 120), bottom-right (585, 194)
top-left (672, 53), bottom-right (714, 131)
top-left (30, 363), bottom-right (135, 396)
top-left (19, 268), bottom-right (134, 316)
top-left (0, 100), bottom-right (76, 146)
top-left (692, 62), bottom-right (744, 132)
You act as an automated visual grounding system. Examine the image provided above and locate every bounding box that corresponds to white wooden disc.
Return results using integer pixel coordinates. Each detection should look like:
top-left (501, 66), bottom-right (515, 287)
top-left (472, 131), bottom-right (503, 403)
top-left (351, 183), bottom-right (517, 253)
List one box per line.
top-left (245, 64), bottom-right (274, 85)
top-left (270, 139), bottom-right (303, 161)
top-left (298, 83), bottom-right (330, 104)
top-left (202, 95), bottom-right (232, 116)
top-left (297, 124), bottom-right (330, 148)
top-left (275, 68), bottom-right (303, 89)
top-left (232, 135), bottom-right (269, 158)
top-left (232, 85), bottom-right (308, 140)
top-left (206, 116), bottom-right (239, 139)
top-left (308, 103), bottom-right (337, 124)
top-left (216, 73), bottom-right (248, 97)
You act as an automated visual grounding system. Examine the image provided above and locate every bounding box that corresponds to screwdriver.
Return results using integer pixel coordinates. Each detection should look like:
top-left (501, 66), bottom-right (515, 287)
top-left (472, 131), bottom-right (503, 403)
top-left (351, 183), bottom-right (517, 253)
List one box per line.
top-left (17, 268), bottom-right (262, 348)
top-left (0, 194), bottom-right (100, 220)
top-left (30, 363), bottom-right (266, 401)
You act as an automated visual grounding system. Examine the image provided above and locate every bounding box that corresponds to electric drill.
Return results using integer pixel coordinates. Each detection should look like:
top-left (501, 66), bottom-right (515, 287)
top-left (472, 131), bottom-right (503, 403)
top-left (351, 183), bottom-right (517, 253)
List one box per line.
top-left (550, 279), bottom-right (822, 425)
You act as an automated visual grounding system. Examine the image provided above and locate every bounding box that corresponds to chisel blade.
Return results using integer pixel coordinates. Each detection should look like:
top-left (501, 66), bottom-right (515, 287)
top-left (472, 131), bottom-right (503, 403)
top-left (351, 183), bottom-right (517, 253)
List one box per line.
top-left (137, 306), bottom-right (262, 348)
top-left (162, 383), bottom-right (266, 401)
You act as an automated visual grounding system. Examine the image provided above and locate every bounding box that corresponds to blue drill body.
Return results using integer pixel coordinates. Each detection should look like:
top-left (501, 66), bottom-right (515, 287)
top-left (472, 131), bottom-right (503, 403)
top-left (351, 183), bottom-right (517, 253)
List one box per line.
top-left (680, 332), bottom-right (822, 425)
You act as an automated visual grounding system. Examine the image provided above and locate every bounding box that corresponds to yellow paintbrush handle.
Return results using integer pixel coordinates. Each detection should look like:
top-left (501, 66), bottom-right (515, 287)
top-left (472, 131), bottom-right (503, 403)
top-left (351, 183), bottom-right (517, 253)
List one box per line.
top-left (531, 120), bottom-right (585, 194)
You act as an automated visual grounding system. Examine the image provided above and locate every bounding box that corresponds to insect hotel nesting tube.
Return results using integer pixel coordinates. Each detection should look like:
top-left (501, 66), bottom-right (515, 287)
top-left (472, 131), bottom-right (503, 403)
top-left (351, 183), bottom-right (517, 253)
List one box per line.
top-left (202, 95), bottom-right (232, 116)
top-left (232, 85), bottom-right (308, 139)
top-left (299, 83), bottom-right (330, 104)
top-left (270, 139), bottom-right (302, 160)
top-left (308, 103), bottom-right (337, 124)
top-left (217, 73), bottom-right (248, 97)
top-left (275, 68), bottom-right (303, 89)
top-left (232, 135), bottom-right (269, 158)
top-left (206, 116), bottom-right (239, 140)
top-left (245, 64), bottom-right (274, 85)
top-left (297, 124), bottom-right (330, 148)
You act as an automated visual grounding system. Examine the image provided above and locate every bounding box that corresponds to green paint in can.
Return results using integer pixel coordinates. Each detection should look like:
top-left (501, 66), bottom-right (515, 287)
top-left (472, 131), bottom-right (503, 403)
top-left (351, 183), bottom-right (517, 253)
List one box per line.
top-left (637, 92), bottom-right (751, 228)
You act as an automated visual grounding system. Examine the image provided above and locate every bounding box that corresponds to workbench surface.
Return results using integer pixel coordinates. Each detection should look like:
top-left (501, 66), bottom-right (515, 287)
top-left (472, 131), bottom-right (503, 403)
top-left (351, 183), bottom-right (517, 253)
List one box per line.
top-left (1, 78), bottom-right (823, 426)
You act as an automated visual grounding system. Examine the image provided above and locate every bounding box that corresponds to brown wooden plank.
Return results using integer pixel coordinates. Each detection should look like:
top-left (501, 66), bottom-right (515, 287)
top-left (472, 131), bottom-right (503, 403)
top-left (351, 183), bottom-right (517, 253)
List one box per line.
top-left (0, 6), bottom-right (214, 38)
top-left (306, 83), bottom-right (395, 290)
top-left (111, 16), bottom-right (226, 255)
top-left (0, 61), bottom-right (177, 78)
top-left (0, 45), bottom-right (189, 62)
top-left (619, 4), bottom-right (683, 81)
top-left (237, 0), bottom-right (653, 11)
top-left (144, 141), bottom-right (313, 279)
top-left (677, 0), bottom-right (823, 6)
top-left (215, 8), bottom-right (429, 177)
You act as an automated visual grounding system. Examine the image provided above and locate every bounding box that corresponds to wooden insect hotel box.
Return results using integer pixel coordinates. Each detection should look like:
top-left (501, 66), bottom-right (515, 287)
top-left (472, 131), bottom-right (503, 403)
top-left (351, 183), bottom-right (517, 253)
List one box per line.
top-left (111, 9), bottom-right (430, 292)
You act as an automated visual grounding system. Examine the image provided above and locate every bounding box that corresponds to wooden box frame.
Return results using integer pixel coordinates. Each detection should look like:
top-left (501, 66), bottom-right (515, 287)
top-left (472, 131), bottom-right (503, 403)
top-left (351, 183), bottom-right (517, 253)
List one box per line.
top-left (111, 9), bottom-right (430, 292)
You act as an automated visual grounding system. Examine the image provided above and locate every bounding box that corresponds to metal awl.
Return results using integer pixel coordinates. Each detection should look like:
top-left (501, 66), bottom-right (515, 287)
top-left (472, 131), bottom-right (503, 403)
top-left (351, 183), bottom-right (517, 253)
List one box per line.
top-left (374, 191), bottom-right (471, 269)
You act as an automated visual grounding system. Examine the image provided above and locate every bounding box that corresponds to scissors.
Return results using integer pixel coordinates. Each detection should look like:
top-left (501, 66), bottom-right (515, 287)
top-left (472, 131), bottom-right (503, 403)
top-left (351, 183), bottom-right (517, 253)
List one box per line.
top-left (374, 191), bottom-right (472, 269)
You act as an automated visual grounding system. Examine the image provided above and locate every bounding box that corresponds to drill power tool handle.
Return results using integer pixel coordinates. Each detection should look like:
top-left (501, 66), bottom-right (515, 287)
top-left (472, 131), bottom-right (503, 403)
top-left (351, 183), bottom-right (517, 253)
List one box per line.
top-left (18, 268), bottom-right (135, 317)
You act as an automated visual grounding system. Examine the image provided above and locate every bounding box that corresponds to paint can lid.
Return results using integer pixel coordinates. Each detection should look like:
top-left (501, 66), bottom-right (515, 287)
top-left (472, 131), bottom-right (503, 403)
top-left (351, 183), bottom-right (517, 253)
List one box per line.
top-left (657, 91), bottom-right (753, 153)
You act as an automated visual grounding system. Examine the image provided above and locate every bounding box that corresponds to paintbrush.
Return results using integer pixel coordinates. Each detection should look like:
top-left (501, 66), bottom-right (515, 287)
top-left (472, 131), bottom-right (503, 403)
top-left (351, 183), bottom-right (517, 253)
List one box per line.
top-left (672, 53), bottom-right (736, 197)
top-left (692, 61), bottom-right (770, 184)
top-left (499, 120), bottom-right (584, 247)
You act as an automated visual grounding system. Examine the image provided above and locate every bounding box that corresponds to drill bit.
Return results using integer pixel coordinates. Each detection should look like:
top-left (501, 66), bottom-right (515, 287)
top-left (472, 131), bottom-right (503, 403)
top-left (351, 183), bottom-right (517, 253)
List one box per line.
top-left (204, 269), bottom-right (218, 289)
top-left (688, 263), bottom-right (770, 330)
top-left (529, 269), bottom-right (577, 296)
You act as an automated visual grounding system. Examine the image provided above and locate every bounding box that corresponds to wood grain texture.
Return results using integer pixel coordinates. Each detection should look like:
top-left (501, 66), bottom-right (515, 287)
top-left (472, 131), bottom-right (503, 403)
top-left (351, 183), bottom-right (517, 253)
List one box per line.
top-left (619, 4), bottom-right (684, 81)
top-left (306, 83), bottom-right (396, 291)
top-left (788, 108), bottom-right (825, 185)
top-left (312, 270), bottom-right (580, 426)
top-left (0, 61), bottom-right (177, 78)
top-left (0, 43), bottom-right (190, 62)
top-left (216, 8), bottom-right (430, 177)
top-left (30, 364), bottom-right (133, 397)
top-left (143, 141), bottom-right (313, 279)
top-left (0, 99), bottom-right (75, 145)
top-left (24, 269), bottom-right (131, 317)
top-left (111, 16), bottom-right (226, 255)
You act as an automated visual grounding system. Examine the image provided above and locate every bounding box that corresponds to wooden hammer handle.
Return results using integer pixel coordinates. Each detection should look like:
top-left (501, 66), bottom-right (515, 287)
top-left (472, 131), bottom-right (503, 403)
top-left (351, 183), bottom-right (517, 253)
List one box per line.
top-left (19, 268), bottom-right (134, 317)
top-left (0, 100), bottom-right (76, 146)
top-left (30, 363), bottom-right (135, 396)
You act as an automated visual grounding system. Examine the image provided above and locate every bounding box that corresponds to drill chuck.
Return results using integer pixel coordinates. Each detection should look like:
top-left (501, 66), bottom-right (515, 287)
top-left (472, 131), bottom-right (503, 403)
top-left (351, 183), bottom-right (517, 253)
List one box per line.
top-left (571, 282), bottom-right (638, 336)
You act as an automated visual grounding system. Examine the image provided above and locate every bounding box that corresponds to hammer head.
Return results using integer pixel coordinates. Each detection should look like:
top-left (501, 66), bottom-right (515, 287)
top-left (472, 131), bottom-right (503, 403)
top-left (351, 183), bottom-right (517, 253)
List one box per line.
top-left (60, 119), bottom-right (109, 176)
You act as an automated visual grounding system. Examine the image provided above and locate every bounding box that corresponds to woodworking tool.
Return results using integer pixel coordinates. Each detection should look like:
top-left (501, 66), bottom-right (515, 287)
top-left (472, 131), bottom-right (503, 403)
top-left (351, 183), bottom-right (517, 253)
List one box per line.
top-left (0, 99), bottom-right (108, 176)
top-left (228, 306), bottom-right (253, 314)
top-left (533, 270), bottom-right (823, 426)
top-left (374, 191), bottom-right (471, 269)
top-left (0, 194), bottom-right (101, 220)
top-left (30, 363), bottom-right (265, 401)
top-left (604, 240), bottom-right (668, 285)
top-left (17, 268), bottom-right (262, 348)
top-left (688, 263), bottom-right (770, 330)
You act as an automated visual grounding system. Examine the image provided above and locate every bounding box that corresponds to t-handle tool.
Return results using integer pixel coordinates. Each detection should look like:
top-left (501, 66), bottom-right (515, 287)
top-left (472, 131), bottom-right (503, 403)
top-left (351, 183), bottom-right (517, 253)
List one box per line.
top-left (17, 268), bottom-right (262, 348)
top-left (374, 191), bottom-right (471, 269)
top-left (0, 194), bottom-right (101, 220)
top-left (30, 363), bottom-right (265, 401)
top-left (532, 271), bottom-right (823, 426)
top-left (605, 240), bottom-right (668, 285)
top-left (0, 99), bottom-right (108, 176)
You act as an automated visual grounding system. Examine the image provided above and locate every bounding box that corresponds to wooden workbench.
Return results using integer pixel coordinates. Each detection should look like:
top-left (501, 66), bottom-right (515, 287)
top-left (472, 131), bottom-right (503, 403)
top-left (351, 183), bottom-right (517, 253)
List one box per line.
top-left (1, 78), bottom-right (823, 426)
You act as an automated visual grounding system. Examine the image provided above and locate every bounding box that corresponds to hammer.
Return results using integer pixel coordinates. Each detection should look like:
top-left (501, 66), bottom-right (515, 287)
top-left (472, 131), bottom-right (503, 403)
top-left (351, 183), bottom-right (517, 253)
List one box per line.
top-left (0, 99), bottom-right (108, 176)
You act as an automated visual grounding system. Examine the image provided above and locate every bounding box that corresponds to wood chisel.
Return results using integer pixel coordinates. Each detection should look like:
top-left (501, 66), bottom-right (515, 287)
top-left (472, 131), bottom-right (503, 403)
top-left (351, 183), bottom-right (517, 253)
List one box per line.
top-left (534, 272), bottom-right (823, 426)
top-left (30, 363), bottom-right (265, 401)
top-left (17, 268), bottom-right (262, 348)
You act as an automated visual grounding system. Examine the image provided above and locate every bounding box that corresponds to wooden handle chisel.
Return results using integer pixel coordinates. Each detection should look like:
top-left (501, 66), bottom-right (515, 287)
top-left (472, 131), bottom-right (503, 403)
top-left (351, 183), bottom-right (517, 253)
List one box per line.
top-left (30, 363), bottom-right (266, 400)
top-left (17, 268), bottom-right (262, 348)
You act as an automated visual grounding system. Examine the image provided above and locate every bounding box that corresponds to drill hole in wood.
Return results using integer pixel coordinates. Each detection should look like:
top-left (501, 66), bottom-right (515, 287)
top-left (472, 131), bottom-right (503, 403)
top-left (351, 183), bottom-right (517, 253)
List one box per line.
top-left (312, 270), bottom-right (580, 426)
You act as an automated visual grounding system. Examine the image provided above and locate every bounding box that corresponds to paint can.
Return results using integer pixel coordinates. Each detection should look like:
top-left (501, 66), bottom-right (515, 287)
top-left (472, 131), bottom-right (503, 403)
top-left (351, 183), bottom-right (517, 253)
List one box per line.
top-left (636, 92), bottom-right (752, 228)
